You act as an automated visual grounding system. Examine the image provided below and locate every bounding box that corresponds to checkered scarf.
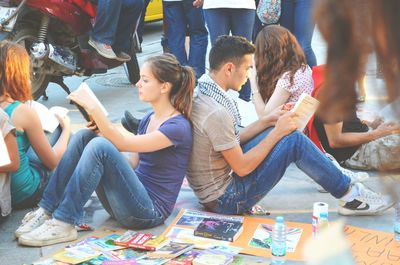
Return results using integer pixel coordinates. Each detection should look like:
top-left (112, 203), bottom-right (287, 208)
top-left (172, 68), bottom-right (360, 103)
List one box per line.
top-left (198, 74), bottom-right (241, 142)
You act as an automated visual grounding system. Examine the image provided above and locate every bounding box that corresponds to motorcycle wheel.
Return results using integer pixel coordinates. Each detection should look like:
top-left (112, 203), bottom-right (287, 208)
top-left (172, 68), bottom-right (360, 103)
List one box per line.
top-left (7, 25), bottom-right (50, 100)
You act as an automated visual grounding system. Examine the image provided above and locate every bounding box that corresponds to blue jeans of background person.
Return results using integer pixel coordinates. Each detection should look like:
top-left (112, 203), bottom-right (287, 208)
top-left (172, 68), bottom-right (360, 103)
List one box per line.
top-left (163, 0), bottom-right (208, 79)
top-left (14, 127), bottom-right (62, 209)
top-left (91, 0), bottom-right (144, 53)
top-left (204, 8), bottom-right (255, 101)
top-left (137, 0), bottom-right (151, 44)
top-left (213, 128), bottom-right (351, 215)
top-left (38, 130), bottom-right (164, 229)
top-left (279, 0), bottom-right (317, 67)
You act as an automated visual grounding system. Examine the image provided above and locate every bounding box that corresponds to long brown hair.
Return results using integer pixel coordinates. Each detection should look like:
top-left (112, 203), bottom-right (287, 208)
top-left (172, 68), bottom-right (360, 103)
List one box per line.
top-left (0, 40), bottom-right (32, 102)
top-left (146, 54), bottom-right (195, 120)
top-left (255, 25), bottom-right (306, 102)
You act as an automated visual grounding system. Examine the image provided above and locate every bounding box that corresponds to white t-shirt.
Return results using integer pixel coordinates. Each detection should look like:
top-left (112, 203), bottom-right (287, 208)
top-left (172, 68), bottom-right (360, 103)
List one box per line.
top-left (203, 0), bottom-right (256, 9)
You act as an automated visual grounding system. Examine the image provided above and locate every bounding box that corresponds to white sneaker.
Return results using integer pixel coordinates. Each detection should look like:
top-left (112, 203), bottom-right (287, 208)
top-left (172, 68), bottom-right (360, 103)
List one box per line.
top-left (317, 153), bottom-right (370, 193)
top-left (339, 183), bottom-right (394, 216)
top-left (18, 219), bottom-right (77, 247)
top-left (325, 153), bottom-right (370, 183)
top-left (15, 208), bottom-right (51, 238)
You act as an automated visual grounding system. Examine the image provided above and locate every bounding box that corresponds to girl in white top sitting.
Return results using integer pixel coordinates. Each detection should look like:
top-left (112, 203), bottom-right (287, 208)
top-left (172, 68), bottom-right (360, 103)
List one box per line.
top-left (251, 25), bottom-right (314, 118)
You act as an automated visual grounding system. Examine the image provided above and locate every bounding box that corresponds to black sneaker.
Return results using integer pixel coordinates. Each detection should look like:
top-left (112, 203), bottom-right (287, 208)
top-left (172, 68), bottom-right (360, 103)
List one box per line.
top-left (121, 111), bottom-right (140, 134)
top-left (339, 183), bottom-right (394, 216)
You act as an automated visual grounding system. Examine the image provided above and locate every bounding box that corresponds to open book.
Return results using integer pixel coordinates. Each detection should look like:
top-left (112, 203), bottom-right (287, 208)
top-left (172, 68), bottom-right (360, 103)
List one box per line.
top-left (70, 82), bottom-right (108, 122)
top-left (291, 93), bottom-right (320, 131)
top-left (30, 101), bottom-right (69, 133)
top-left (0, 130), bottom-right (11, 167)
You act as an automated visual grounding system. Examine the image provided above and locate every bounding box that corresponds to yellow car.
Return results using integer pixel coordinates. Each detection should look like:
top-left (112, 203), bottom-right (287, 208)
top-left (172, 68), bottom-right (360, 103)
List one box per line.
top-left (145, 0), bottom-right (163, 22)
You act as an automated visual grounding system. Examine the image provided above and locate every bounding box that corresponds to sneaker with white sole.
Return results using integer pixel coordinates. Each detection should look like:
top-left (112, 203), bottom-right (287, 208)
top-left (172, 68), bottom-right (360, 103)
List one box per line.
top-left (18, 219), bottom-right (77, 247)
top-left (339, 183), bottom-right (394, 216)
top-left (317, 153), bottom-right (370, 193)
top-left (326, 152), bottom-right (370, 183)
top-left (88, 38), bottom-right (117, 59)
top-left (15, 208), bottom-right (51, 238)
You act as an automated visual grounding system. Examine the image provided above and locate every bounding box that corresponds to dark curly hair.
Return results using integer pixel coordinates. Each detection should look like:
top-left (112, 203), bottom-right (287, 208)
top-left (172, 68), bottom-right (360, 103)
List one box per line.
top-left (254, 25), bottom-right (306, 102)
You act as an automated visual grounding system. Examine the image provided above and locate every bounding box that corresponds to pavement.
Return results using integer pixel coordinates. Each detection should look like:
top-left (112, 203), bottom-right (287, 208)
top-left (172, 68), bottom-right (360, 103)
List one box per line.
top-left (1, 21), bottom-right (400, 265)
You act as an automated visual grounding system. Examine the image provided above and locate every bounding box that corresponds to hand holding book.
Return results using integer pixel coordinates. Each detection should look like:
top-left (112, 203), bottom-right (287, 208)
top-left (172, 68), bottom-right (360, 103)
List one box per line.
top-left (67, 82), bottom-right (108, 123)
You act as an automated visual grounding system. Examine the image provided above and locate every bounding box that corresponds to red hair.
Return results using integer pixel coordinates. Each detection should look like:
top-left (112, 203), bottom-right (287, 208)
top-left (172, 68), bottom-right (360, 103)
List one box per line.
top-left (0, 40), bottom-right (32, 102)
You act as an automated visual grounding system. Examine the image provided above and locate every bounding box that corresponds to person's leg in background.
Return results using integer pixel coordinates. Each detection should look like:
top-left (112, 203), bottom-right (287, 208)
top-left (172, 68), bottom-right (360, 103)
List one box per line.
top-left (91, 0), bottom-right (122, 44)
top-left (252, 0), bottom-right (263, 43)
top-left (113, 0), bottom-right (144, 58)
top-left (137, 0), bottom-right (151, 46)
top-left (203, 8), bottom-right (230, 46)
top-left (183, 0), bottom-right (208, 79)
top-left (279, 0), bottom-right (295, 32)
top-left (163, 1), bottom-right (188, 66)
top-left (231, 8), bottom-right (255, 102)
top-left (292, 0), bottom-right (317, 67)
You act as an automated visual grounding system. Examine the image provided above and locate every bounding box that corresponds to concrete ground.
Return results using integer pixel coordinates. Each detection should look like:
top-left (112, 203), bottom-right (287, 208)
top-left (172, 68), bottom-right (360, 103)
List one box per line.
top-left (1, 21), bottom-right (399, 264)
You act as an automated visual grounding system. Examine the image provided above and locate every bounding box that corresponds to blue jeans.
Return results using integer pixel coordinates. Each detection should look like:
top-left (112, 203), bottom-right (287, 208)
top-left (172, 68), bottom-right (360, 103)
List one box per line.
top-left (39, 130), bottom-right (164, 229)
top-left (213, 128), bottom-right (351, 215)
top-left (163, 0), bottom-right (208, 79)
top-left (91, 0), bottom-right (144, 53)
top-left (279, 0), bottom-right (317, 67)
top-left (14, 127), bottom-right (62, 209)
top-left (204, 8), bottom-right (255, 101)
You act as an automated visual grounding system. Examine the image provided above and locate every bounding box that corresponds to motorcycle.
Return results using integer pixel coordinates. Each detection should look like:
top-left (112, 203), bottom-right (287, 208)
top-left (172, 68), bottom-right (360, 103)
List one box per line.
top-left (0, 0), bottom-right (140, 100)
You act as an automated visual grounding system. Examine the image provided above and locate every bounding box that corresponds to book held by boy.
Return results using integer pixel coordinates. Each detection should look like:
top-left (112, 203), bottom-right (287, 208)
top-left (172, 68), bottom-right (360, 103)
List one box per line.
top-left (290, 93), bottom-right (320, 131)
top-left (194, 217), bottom-right (244, 242)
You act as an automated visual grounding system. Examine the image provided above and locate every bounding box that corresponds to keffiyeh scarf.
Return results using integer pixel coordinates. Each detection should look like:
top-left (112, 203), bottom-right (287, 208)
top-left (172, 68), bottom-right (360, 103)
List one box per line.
top-left (197, 74), bottom-right (242, 142)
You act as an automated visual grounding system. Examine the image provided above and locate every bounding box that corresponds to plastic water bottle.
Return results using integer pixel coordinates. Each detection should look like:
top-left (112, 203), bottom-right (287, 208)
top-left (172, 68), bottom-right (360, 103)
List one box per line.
top-left (271, 216), bottom-right (287, 265)
top-left (394, 202), bottom-right (400, 241)
top-left (318, 212), bottom-right (329, 233)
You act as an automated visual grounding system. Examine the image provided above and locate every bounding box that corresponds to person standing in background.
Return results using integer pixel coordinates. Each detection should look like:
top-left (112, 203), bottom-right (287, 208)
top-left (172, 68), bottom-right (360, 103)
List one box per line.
top-left (279, 0), bottom-right (317, 67)
top-left (162, 0), bottom-right (208, 79)
top-left (202, 0), bottom-right (255, 102)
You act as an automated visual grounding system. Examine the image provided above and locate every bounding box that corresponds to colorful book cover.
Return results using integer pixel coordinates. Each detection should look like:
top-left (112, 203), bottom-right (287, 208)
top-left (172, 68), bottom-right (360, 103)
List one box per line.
top-left (164, 250), bottom-right (200, 265)
top-left (53, 245), bottom-right (101, 264)
top-left (147, 242), bottom-right (194, 259)
top-left (249, 224), bottom-right (302, 253)
top-left (88, 234), bottom-right (126, 252)
top-left (33, 258), bottom-right (70, 265)
top-left (127, 233), bottom-right (154, 250)
top-left (142, 235), bottom-right (169, 251)
top-left (192, 249), bottom-right (234, 265)
top-left (167, 227), bottom-right (230, 249)
top-left (176, 210), bottom-right (244, 228)
top-left (194, 218), bottom-right (243, 242)
top-left (103, 260), bottom-right (139, 265)
top-left (114, 230), bottom-right (138, 246)
top-left (66, 236), bottom-right (99, 249)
